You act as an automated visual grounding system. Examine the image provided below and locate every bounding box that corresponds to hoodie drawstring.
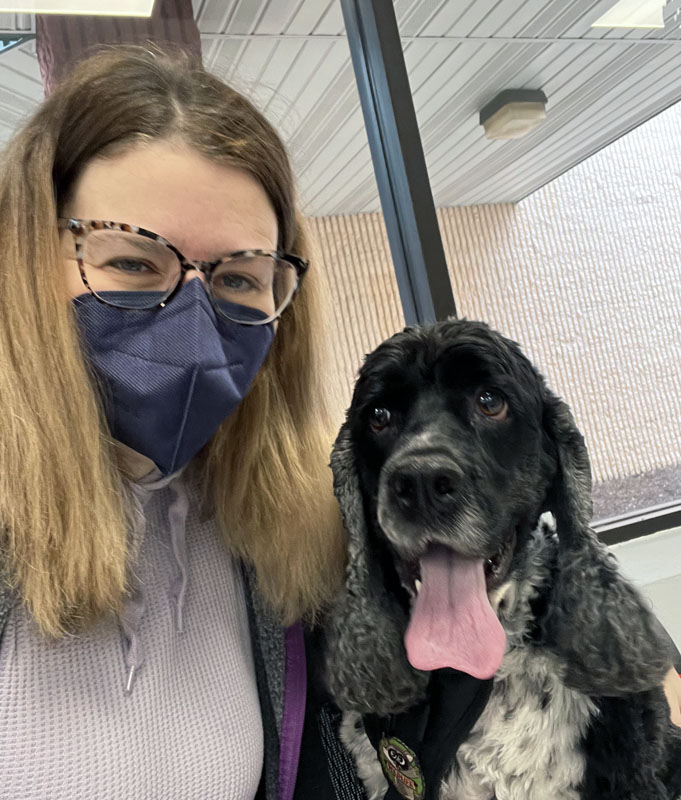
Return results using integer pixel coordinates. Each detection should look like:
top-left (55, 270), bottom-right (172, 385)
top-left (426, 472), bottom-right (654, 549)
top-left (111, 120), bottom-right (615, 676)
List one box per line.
top-left (119, 469), bottom-right (189, 694)
top-left (167, 479), bottom-right (190, 635)
top-left (120, 583), bottom-right (146, 694)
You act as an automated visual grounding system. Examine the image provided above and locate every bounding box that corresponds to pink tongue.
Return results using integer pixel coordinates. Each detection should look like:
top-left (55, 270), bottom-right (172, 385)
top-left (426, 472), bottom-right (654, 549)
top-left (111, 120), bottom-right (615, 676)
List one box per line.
top-left (404, 544), bottom-right (506, 678)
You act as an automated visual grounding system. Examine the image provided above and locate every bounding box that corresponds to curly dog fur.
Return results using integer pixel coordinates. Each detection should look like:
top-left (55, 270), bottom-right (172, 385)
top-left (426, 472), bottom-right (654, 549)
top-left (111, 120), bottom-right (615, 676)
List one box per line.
top-left (324, 319), bottom-right (681, 800)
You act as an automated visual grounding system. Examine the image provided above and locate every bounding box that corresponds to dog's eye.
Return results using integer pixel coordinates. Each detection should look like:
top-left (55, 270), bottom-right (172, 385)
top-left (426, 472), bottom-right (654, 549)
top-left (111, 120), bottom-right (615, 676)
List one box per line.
top-left (369, 407), bottom-right (392, 431)
top-left (476, 390), bottom-right (508, 419)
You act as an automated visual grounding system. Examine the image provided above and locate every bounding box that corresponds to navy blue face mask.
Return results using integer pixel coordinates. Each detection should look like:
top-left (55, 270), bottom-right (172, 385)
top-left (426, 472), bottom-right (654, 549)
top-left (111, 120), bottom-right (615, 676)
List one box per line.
top-left (73, 279), bottom-right (274, 476)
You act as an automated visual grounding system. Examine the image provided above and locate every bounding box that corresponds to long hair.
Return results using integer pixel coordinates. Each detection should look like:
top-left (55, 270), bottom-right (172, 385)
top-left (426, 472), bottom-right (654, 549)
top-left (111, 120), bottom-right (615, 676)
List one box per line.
top-left (0, 45), bottom-right (345, 635)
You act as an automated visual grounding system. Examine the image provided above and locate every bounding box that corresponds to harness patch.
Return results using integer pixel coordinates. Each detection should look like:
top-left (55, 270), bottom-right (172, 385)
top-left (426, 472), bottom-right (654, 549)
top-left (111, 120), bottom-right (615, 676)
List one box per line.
top-left (379, 736), bottom-right (425, 800)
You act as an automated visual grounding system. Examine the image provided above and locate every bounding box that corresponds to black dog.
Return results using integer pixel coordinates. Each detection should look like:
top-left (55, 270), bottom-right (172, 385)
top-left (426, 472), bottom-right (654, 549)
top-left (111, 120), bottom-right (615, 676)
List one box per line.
top-left (324, 319), bottom-right (681, 800)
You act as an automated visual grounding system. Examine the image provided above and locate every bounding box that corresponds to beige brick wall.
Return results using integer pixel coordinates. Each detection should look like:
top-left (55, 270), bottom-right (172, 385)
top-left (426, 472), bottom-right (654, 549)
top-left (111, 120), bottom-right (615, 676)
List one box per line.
top-left (308, 102), bottom-right (681, 490)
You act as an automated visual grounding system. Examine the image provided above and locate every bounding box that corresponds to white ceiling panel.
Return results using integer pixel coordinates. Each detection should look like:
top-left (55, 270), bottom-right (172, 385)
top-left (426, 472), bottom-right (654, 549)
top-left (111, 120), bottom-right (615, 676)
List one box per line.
top-left (312, 2), bottom-right (345, 35)
top-left (226, 0), bottom-right (268, 35)
top-left (282, 0), bottom-right (335, 35)
top-left (195, 0), bottom-right (236, 34)
top-left (0, 0), bottom-right (680, 215)
top-left (0, 41), bottom-right (42, 135)
top-left (0, 12), bottom-right (32, 31)
top-left (394, 0), bottom-right (440, 36)
top-left (431, 42), bottom-right (681, 203)
top-left (253, 0), bottom-right (305, 35)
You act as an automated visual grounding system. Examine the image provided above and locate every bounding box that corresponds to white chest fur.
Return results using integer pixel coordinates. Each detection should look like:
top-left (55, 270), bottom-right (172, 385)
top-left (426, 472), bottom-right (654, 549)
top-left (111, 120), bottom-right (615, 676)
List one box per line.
top-left (443, 648), bottom-right (596, 800)
top-left (342, 647), bottom-right (596, 800)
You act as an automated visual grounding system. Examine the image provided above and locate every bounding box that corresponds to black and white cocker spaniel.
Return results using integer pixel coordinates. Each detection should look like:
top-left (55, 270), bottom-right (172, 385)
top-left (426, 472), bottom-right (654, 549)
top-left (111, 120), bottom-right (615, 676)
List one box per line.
top-left (324, 319), bottom-right (681, 800)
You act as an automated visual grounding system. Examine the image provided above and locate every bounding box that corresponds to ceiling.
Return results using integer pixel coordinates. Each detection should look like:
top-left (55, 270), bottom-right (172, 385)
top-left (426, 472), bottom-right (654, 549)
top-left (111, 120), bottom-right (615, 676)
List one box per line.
top-left (1, 0), bottom-right (680, 215)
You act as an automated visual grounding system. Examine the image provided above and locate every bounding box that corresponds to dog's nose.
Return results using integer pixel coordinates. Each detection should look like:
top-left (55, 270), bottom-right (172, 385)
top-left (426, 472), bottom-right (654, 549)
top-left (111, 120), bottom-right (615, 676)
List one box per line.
top-left (388, 461), bottom-right (460, 515)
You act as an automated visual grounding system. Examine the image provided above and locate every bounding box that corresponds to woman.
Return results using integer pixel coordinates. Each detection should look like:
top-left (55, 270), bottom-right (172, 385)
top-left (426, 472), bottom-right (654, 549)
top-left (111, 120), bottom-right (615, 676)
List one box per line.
top-left (0, 45), bottom-right (678, 800)
top-left (0, 45), bottom-right (356, 800)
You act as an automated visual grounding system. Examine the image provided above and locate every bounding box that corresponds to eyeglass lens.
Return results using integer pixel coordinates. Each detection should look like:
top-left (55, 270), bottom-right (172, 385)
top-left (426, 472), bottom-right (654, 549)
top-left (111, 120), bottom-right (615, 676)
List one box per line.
top-left (80, 229), bottom-right (298, 323)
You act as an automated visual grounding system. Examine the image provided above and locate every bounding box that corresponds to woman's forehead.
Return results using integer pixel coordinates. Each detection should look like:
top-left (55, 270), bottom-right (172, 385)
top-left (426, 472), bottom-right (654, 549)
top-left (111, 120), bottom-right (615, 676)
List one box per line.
top-left (65, 139), bottom-right (278, 259)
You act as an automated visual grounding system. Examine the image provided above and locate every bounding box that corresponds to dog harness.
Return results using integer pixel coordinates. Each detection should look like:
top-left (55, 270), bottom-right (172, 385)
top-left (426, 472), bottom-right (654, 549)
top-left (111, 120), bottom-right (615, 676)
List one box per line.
top-left (363, 670), bottom-right (493, 800)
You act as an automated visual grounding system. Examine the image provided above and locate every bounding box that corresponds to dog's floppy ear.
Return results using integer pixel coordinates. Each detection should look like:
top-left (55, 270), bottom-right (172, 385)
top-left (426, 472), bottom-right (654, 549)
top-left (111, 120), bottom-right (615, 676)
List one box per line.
top-left (541, 392), bottom-right (670, 695)
top-left (324, 421), bottom-right (428, 715)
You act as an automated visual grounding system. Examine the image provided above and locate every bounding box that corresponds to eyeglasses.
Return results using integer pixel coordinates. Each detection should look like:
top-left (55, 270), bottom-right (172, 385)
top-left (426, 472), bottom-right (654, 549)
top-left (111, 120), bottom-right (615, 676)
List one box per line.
top-left (58, 218), bottom-right (309, 326)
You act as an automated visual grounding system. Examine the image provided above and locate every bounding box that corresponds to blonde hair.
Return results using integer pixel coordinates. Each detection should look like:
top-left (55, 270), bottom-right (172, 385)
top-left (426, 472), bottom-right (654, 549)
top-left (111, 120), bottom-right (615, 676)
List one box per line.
top-left (0, 46), bottom-right (345, 635)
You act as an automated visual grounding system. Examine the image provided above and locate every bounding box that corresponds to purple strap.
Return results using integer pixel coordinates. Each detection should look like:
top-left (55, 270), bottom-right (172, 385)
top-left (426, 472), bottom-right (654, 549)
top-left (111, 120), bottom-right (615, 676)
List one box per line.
top-left (278, 621), bottom-right (307, 800)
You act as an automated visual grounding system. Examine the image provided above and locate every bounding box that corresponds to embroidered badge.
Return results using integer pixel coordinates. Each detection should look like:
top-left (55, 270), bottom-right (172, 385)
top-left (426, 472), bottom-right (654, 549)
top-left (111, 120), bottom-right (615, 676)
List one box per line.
top-left (378, 736), bottom-right (425, 800)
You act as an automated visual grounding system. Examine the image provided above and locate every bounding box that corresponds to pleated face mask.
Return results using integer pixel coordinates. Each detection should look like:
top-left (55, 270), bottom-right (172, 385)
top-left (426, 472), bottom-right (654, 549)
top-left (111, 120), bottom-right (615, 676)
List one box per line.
top-left (73, 278), bottom-right (274, 475)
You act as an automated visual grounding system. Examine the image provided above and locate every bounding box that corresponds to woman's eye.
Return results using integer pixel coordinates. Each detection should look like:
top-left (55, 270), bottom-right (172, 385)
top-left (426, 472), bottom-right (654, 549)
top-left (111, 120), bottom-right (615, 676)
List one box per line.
top-left (476, 390), bottom-right (508, 419)
top-left (105, 258), bottom-right (154, 273)
top-left (369, 407), bottom-right (392, 432)
top-left (219, 273), bottom-right (258, 292)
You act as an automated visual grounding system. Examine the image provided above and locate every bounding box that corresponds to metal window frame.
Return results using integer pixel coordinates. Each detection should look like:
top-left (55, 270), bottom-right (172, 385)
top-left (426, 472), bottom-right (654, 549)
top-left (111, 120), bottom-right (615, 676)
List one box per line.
top-left (340, 0), bottom-right (679, 545)
top-left (593, 501), bottom-right (681, 546)
top-left (0, 33), bottom-right (35, 55)
top-left (340, 0), bottom-right (455, 326)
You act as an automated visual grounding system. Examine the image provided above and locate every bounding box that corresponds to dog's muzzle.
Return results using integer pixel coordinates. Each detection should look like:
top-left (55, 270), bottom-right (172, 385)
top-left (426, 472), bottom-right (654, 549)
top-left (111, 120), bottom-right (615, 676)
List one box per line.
top-left (378, 447), bottom-right (512, 679)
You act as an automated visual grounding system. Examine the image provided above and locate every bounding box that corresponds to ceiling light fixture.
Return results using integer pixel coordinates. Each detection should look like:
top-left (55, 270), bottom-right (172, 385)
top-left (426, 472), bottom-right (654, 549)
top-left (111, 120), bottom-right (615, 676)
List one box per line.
top-left (479, 89), bottom-right (548, 141)
top-left (591, 0), bottom-right (666, 29)
top-left (0, 0), bottom-right (154, 15)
